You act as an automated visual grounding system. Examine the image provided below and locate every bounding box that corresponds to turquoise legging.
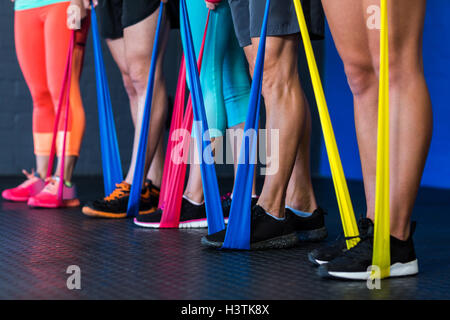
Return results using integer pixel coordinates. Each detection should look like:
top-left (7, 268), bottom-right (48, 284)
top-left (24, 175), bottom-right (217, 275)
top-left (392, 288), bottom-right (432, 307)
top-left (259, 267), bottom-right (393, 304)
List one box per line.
top-left (180, 1), bottom-right (251, 138)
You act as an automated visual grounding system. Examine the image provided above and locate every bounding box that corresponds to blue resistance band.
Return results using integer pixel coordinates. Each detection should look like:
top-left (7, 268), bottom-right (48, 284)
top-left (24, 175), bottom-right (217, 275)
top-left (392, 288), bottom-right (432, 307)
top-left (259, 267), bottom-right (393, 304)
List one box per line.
top-left (222, 0), bottom-right (271, 250)
top-left (91, 4), bottom-right (123, 196)
top-left (127, 2), bottom-right (164, 217)
top-left (180, 0), bottom-right (225, 234)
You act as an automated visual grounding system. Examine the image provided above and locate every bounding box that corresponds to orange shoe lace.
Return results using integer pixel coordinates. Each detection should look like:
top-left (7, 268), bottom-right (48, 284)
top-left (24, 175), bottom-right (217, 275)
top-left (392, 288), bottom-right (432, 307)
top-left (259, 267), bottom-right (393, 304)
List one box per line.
top-left (104, 182), bottom-right (130, 201)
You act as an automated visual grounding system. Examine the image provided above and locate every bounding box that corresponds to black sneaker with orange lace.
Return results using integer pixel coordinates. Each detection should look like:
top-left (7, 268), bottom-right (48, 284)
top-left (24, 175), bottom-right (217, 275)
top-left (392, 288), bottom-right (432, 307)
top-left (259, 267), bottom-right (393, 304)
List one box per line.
top-left (82, 180), bottom-right (160, 218)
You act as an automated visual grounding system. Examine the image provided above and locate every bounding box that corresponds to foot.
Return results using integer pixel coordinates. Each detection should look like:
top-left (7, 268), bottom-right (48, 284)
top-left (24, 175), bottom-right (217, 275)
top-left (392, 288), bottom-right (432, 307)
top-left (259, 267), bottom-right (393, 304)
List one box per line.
top-left (82, 180), bottom-right (159, 218)
top-left (134, 196), bottom-right (207, 228)
top-left (287, 207), bottom-right (328, 242)
top-left (318, 231), bottom-right (418, 280)
top-left (2, 170), bottom-right (45, 202)
top-left (201, 205), bottom-right (298, 250)
top-left (27, 178), bottom-right (80, 208)
top-left (308, 217), bottom-right (373, 266)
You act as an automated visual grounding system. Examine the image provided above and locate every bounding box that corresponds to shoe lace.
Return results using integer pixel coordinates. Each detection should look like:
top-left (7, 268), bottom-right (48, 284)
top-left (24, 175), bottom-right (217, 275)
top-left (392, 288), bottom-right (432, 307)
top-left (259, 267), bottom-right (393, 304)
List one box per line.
top-left (18, 169), bottom-right (39, 188)
top-left (104, 183), bottom-right (129, 201)
top-left (333, 214), bottom-right (371, 242)
top-left (220, 192), bottom-right (232, 202)
top-left (42, 178), bottom-right (58, 194)
top-left (341, 234), bottom-right (374, 260)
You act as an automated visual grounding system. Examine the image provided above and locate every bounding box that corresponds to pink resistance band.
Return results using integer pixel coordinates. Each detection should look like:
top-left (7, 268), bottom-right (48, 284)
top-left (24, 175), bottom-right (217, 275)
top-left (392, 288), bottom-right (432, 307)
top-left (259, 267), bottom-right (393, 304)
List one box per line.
top-left (158, 10), bottom-right (211, 228)
top-left (46, 30), bottom-right (75, 205)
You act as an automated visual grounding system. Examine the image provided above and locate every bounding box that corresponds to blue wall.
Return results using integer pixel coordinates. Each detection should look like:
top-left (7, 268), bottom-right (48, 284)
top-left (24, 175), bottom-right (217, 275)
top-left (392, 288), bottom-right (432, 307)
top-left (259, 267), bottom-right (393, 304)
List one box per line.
top-left (319, 0), bottom-right (450, 189)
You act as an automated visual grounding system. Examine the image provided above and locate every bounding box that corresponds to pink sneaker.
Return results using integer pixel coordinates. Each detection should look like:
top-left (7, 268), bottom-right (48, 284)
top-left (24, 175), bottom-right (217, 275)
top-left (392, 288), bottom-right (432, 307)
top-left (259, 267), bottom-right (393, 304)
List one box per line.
top-left (2, 170), bottom-right (45, 202)
top-left (27, 178), bottom-right (80, 208)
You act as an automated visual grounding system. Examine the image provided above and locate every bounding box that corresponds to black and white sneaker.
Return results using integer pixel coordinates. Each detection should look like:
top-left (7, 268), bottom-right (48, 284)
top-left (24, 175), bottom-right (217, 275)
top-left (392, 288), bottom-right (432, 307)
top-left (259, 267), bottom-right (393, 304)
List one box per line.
top-left (133, 196), bottom-right (207, 228)
top-left (201, 205), bottom-right (298, 250)
top-left (308, 217), bottom-right (374, 266)
top-left (318, 232), bottom-right (419, 280)
top-left (287, 207), bottom-right (328, 242)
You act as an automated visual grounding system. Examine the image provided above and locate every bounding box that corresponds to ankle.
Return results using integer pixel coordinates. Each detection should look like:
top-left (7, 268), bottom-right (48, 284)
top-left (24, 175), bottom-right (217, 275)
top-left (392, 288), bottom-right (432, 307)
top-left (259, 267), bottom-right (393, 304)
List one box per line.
top-left (257, 200), bottom-right (285, 218)
top-left (147, 176), bottom-right (162, 189)
top-left (285, 202), bottom-right (316, 214)
top-left (183, 191), bottom-right (204, 204)
top-left (285, 194), bottom-right (317, 213)
top-left (391, 223), bottom-right (411, 241)
top-left (36, 171), bottom-right (46, 180)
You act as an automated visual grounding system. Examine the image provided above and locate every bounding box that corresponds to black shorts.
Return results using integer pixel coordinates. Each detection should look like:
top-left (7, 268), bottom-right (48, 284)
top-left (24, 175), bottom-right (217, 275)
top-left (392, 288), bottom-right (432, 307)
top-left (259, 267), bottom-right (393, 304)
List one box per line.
top-left (228, 0), bottom-right (324, 47)
top-left (97, 0), bottom-right (179, 39)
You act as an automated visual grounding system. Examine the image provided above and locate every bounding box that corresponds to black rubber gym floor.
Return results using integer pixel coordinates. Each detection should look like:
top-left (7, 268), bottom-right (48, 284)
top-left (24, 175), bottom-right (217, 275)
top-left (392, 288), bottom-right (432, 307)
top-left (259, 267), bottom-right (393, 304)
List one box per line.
top-left (0, 176), bottom-right (449, 300)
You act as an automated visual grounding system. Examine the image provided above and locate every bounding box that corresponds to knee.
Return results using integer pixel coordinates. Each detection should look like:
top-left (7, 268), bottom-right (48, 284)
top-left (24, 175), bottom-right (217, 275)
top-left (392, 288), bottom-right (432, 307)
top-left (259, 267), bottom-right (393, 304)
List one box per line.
top-left (121, 71), bottom-right (137, 99)
top-left (31, 87), bottom-right (53, 111)
top-left (127, 61), bottom-right (150, 95)
top-left (128, 61), bottom-right (165, 97)
top-left (371, 51), bottom-right (423, 88)
top-left (343, 61), bottom-right (377, 97)
top-left (261, 57), bottom-right (296, 99)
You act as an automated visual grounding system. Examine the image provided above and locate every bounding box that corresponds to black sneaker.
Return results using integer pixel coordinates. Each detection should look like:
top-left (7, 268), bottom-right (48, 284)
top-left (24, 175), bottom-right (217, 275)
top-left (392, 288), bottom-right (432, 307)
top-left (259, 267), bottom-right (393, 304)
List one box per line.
top-left (318, 231), bottom-right (419, 280)
top-left (201, 205), bottom-right (298, 250)
top-left (308, 217), bottom-right (373, 266)
top-left (221, 193), bottom-right (259, 223)
top-left (82, 180), bottom-right (159, 218)
top-left (287, 207), bottom-right (328, 242)
top-left (134, 196), bottom-right (207, 228)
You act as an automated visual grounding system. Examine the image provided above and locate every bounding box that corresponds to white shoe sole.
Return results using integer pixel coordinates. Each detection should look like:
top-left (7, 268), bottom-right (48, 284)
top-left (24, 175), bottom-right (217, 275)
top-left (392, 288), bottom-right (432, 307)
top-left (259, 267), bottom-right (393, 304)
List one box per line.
top-left (134, 218), bottom-right (230, 229)
top-left (325, 259), bottom-right (419, 280)
top-left (315, 259), bottom-right (328, 265)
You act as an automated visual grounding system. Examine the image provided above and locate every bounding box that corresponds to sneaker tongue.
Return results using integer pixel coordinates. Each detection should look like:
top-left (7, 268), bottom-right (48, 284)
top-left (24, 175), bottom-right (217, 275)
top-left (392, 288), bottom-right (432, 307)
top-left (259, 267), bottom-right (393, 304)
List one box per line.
top-left (359, 217), bottom-right (374, 234)
top-left (253, 205), bottom-right (265, 215)
top-left (252, 205), bottom-right (270, 220)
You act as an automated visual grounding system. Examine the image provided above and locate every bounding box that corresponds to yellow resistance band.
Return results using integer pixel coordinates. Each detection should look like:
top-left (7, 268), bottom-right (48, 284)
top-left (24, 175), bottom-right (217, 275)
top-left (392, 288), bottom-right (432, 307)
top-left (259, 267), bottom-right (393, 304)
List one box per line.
top-left (293, 0), bottom-right (359, 249)
top-left (372, 0), bottom-right (391, 279)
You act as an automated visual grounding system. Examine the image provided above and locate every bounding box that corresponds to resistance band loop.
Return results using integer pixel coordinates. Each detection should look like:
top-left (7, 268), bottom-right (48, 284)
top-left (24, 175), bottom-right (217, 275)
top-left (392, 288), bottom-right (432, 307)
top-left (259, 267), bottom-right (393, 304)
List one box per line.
top-left (127, 2), bottom-right (165, 217)
top-left (46, 31), bottom-right (75, 205)
top-left (180, 0), bottom-right (225, 234)
top-left (91, 4), bottom-right (123, 196)
top-left (372, 0), bottom-right (391, 279)
top-left (293, 0), bottom-right (359, 249)
top-left (159, 10), bottom-right (211, 228)
top-left (221, 0), bottom-right (271, 250)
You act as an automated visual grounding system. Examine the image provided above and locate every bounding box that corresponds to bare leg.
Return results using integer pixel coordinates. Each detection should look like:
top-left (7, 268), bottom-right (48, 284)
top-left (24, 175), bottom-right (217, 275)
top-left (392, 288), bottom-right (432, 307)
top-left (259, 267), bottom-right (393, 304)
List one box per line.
top-left (54, 156), bottom-right (77, 182)
top-left (107, 37), bottom-right (165, 188)
top-left (243, 35), bottom-right (313, 218)
top-left (121, 9), bottom-right (170, 186)
top-left (183, 138), bottom-right (219, 204)
top-left (106, 38), bottom-right (139, 124)
top-left (285, 93), bottom-right (317, 213)
top-left (36, 156), bottom-right (50, 179)
top-left (322, 0), bottom-right (432, 240)
top-left (146, 133), bottom-right (164, 188)
top-left (183, 121), bottom-right (258, 204)
top-left (184, 140), bottom-right (205, 204)
top-left (228, 122), bottom-right (257, 196)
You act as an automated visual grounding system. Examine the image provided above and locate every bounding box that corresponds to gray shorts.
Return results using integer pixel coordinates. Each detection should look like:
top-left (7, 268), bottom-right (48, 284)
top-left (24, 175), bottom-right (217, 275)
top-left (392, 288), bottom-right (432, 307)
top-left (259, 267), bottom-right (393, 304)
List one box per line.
top-left (228, 0), bottom-right (324, 47)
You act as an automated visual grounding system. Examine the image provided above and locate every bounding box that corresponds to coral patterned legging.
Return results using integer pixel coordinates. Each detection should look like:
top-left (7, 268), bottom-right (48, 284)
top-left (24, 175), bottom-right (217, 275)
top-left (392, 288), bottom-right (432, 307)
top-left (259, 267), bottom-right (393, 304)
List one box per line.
top-left (14, 2), bottom-right (89, 157)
